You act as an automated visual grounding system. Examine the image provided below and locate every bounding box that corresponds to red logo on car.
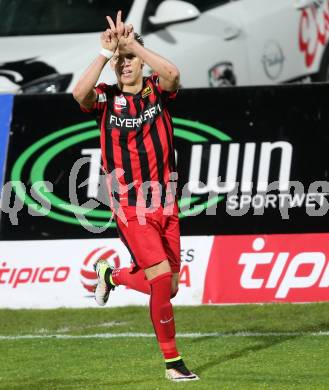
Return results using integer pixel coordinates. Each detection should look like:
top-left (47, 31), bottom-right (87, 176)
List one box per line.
top-left (299, 1), bottom-right (329, 67)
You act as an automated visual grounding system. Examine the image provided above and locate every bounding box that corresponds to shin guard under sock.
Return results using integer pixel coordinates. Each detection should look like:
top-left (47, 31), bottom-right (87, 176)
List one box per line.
top-left (149, 272), bottom-right (179, 360)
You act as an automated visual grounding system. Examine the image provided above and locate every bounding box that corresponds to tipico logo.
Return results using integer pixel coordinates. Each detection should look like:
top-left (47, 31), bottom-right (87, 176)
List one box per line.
top-left (80, 247), bottom-right (120, 293)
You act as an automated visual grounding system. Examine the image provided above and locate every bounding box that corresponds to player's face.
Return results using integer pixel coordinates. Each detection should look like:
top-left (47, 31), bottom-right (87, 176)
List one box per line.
top-left (111, 49), bottom-right (143, 86)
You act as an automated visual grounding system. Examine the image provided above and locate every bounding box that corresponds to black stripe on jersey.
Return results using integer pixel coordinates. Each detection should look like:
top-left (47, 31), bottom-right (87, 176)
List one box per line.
top-left (150, 84), bottom-right (168, 205)
top-left (105, 106), bottom-right (120, 206)
top-left (150, 85), bottom-right (165, 184)
top-left (163, 110), bottom-right (176, 172)
top-left (152, 83), bottom-right (175, 173)
top-left (149, 122), bottom-right (165, 197)
top-left (134, 97), bottom-right (152, 206)
top-left (119, 98), bottom-right (137, 205)
top-left (105, 108), bottom-right (115, 171)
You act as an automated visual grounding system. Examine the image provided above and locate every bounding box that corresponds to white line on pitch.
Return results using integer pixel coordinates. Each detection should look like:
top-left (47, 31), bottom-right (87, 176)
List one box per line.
top-left (1, 331), bottom-right (329, 340)
top-left (34, 321), bottom-right (127, 334)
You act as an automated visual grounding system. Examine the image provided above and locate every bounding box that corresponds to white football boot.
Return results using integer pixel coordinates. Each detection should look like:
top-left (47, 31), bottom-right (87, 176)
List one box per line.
top-left (93, 259), bottom-right (115, 306)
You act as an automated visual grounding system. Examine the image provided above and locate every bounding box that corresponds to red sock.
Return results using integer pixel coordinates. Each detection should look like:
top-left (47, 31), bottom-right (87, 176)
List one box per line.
top-left (111, 267), bottom-right (150, 295)
top-left (149, 272), bottom-right (180, 360)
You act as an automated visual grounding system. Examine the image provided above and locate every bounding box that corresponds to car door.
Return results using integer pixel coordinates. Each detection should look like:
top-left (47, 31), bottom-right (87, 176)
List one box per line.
top-left (0, 0), bottom-right (140, 93)
top-left (240, 0), bottom-right (306, 85)
top-left (142, 0), bottom-right (251, 87)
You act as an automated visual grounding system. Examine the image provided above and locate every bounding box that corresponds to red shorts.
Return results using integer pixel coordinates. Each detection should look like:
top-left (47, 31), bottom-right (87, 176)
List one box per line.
top-left (115, 203), bottom-right (181, 273)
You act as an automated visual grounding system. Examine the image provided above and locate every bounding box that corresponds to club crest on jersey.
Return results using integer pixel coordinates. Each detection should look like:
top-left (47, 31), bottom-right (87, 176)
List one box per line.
top-left (142, 86), bottom-right (152, 98)
top-left (114, 95), bottom-right (127, 107)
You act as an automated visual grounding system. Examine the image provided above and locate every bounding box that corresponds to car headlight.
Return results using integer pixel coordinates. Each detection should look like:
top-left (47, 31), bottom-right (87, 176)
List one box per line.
top-left (21, 73), bottom-right (73, 94)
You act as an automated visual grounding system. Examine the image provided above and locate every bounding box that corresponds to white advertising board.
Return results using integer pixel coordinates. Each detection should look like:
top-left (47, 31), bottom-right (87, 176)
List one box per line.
top-left (0, 236), bottom-right (213, 308)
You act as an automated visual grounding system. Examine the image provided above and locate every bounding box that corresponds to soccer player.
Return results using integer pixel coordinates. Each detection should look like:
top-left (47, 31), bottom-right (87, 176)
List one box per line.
top-left (73, 11), bottom-right (199, 382)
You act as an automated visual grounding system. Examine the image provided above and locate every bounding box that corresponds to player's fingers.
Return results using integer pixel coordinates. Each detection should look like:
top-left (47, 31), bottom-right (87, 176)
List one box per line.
top-left (118, 23), bottom-right (124, 38)
top-left (110, 30), bottom-right (116, 40)
top-left (125, 24), bottom-right (133, 37)
top-left (128, 24), bottom-right (135, 37)
top-left (123, 25), bottom-right (129, 38)
top-left (103, 30), bottom-right (110, 42)
top-left (106, 15), bottom-right (116, 33)
top-left (116, 11), bottom-right (124, 38)
top-left (116, 10), bottom-right (122, 27)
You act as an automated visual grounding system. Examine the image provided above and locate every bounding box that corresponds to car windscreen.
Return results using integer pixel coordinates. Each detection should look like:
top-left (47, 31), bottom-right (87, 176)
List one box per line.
top-left (0, 0), bottom-right (134, 36)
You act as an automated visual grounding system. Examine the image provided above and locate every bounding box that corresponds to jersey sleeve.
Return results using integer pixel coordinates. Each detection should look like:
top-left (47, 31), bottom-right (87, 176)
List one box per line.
top-left (150, 73), bottom-right (178, 102)
top-left (80, 83), bottom-right (108, 115)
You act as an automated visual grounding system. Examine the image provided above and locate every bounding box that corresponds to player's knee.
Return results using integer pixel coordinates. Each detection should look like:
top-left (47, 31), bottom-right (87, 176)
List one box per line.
top-left (144, 260), bottom-right (171, 280)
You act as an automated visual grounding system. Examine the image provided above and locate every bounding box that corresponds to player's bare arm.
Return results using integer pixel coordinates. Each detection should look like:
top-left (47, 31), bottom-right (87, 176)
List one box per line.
top-left (72, 14), bottom-right (120, 109)
top-left (118, 24), bottom-right (180, 92)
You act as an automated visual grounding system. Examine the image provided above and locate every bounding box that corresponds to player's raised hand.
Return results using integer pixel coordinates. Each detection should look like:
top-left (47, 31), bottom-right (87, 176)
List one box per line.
top-left (103, 10), bottom-right (126, 52)
top-left (106, 11), bottom-right (124, 39)
top-left (100, 27), bottom-right (118, 52)
top-left (118, 24), bottom-right (135, 55)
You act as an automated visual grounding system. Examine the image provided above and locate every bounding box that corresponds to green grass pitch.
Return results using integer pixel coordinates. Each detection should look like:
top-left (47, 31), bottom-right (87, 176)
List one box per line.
top-left (1, 303), bottom-right (329, 389)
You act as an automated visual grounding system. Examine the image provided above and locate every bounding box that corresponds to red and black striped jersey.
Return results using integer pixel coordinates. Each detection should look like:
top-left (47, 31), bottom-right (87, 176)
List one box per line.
top-left (81, 74), bottom-right (177, 208)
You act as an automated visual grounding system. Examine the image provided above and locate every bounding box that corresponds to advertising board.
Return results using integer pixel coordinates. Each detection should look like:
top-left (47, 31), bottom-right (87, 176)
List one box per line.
top-left (2, 85), bottom-right (329, 239)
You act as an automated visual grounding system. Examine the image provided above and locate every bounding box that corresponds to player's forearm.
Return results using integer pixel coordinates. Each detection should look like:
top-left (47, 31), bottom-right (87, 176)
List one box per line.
top-left (72, 55), bottom-right (109, 104)
top-left (130, 41), bottom-right (180, 91)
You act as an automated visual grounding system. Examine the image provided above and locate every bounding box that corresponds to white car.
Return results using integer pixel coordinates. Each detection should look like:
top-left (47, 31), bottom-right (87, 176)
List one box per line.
top-left (0, 0), bottom-right (328, 93)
